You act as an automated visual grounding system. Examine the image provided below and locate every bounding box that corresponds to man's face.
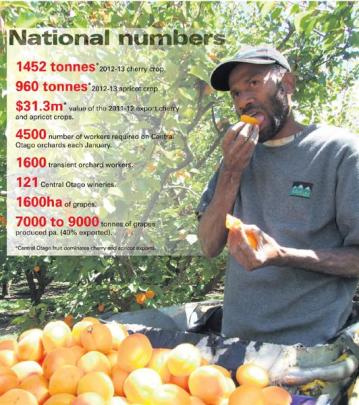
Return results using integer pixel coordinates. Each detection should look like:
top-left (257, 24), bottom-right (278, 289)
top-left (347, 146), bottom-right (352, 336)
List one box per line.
top-left (228, 63), bottom-right (291, 143)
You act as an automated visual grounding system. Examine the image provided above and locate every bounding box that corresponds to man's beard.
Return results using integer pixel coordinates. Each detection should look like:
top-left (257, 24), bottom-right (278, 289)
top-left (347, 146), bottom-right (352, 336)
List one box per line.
top-left (258, 85), bottom-right (290, 143)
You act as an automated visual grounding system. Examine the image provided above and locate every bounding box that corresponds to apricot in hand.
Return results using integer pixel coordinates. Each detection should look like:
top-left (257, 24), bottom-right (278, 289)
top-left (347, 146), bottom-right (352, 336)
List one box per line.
top-left (226, 214), bottom-right (258, 250)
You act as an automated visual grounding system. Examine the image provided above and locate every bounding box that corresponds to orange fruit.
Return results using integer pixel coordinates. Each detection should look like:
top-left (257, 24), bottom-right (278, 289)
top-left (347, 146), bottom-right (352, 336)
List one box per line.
top-left (64, 315), bottom-right (74, 328)
top-left (17, 328), bottom-right (44, 361)
top-left (49, 365), bottom-right (84, 395)
top-left (200, 357), bottom-right (210, 366)
top-left (225, 214), bottom-right (258, 250)
top-left (81, 316), bottom-right (100, 324)
top-left (145, 290), bottom-right (155, 299)
top-left (34, 265), bottom-right (41, 273)
top-left (72, 392), bottom-right (106, 405)
top-left (43, 321), bottom-right (72, 352)
top-left (109, 397), bottom-right (130, 405)
top-left (0, 350), bottom-right (17, 367)
top-left (0, 367), bottom-right (19, 395)
top-left (111, 365), bottom-right (129, 396)
top-left (169, 374), bottom-right (189, 392)
top-left (0, 388), bottom-right (37, 404)
top-left (167, 343), bottom-right (201, 377)
top-left (235, 363), bottom-right (269, 388)
top-left (203, 84), bottom-right (214, 96)
top-left (210, 365), bottom-right (231, 378)
top-left (43, 393), bottom-right (76, 404)
top-left (190, 397), bottom-right (207, 405)
top-left (146, 163), bottom-right (157, 173)
top-left (80, 323), bottom-right (113, 354)
top-left (148, 348), bottom-right (171, 383)
top-left (240, 114), bottom-right (260, 126)
top-left (77, 350), bottom-right (111, 374)
top-left (19, 374), bottom-right (49, 403)
top-left (0, 339), bottom-right (18, 352)
top-left (188, 365), bottom-right (229, 405)
top-left (108, 350), bottom-right (119, 367)
top-left (69, 345), bottom-right (86, 362)
top-left (150, 383), bottom-right (191, 405)
top-left (117, 333), bottom-right (153, 372)
top-left (135, 293), bottom-right (147, 305)
top-left (72, 321), bottom-right (93, 345)
top-left (123, 367), bottom-right (162, 404)
top-left (42, 347), bottom-right (77, 379)
top-left (126, 227), bottom-right (134, 237)
top-left (98, 303), bottom-right (105, 313)
top-left (105, 322), bottom-right (128, 350)
top-left (262, 386), bottom-right (292, 405)
top-left (208, 52), bottom-right (218, 62)
top-left (11, 360), bottom-right (43, 381)
top-left (228, 385), bottom-right (265, 405)
top-left (225, 377), bottom-right (236, 397)
top-left (244, 231), bottom-right (259, 250)
top-left (19, 328), bottom-right (40, 341)
top-left (0, 215), bottom-right (6, 226)
top-left (215, 398), bottom-right (229, 405)
top-left (77, 371), bottom-right (114, 401)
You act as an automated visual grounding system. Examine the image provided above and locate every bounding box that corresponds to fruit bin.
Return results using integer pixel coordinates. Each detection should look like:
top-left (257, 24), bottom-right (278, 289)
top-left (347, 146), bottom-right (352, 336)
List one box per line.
top-left (104, 300), bottom-right (359, 405)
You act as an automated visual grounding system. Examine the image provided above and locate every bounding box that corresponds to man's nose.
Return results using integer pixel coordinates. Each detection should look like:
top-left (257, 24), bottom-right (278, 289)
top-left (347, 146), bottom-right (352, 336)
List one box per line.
top-left (234, 92), bottom-right (256, 113)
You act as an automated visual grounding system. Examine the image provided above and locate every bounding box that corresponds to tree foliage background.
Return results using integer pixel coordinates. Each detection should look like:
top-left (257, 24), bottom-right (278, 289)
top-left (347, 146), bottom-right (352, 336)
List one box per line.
top-left (0, 1), bottom-right (357, 328)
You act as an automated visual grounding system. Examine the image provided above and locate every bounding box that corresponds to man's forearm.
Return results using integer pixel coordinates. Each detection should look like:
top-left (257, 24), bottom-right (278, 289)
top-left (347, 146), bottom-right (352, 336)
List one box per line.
top-left (198, 168), bottom-right (242, 257)
top-left (275, 246), bottom-right (359, 278)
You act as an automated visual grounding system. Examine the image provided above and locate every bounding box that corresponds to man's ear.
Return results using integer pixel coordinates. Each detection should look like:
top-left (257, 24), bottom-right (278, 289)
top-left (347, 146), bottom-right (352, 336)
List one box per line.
top-left (281, 72), bottom-right (295, 95)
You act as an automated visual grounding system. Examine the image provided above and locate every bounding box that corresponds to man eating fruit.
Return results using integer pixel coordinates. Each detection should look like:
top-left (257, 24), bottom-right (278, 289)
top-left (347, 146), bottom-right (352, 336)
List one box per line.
top-left (197, 46), bottom-right (359, 346)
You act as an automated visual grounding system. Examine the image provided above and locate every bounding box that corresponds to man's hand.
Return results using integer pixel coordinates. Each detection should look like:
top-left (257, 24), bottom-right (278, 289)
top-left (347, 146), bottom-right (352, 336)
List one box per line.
top-left (222, 122), bottom-right (259, 174)
top-left (227, 224), bottom-right (283, 271)
top-left (228, 223), bottom-right (359, 278)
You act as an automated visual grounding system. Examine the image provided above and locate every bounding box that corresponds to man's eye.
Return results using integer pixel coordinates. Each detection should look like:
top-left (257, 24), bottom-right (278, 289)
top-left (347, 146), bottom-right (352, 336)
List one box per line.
top-left (250, 80), bottom-right (259, 86)
top-left (232, 91), bottom-right (241, 98)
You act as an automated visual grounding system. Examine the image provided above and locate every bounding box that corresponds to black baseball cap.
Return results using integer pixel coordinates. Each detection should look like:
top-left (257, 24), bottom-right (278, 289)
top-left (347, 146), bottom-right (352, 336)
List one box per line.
top-left (210, 45), bottom-right (291, 91)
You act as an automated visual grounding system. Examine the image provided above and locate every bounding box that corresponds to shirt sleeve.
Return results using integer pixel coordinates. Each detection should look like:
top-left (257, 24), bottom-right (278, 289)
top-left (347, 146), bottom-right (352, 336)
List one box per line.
top-left (335, 138), bottom-right (359, 246)
top-left (195, 166), bottom-right (221, 221)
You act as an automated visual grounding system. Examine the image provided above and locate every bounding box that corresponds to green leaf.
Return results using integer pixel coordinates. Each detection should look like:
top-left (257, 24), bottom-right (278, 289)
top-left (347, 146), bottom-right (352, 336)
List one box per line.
top-left (290, 3), bottom-right (301, 15)
top-left (350, 32), bottom-right (359, 47)
top-left (308, 1), bottom-right (318, 11)
top-left (260, 1), bottom-right (276, 16)
top-left (294, 11), bottom-right (310, 33)
top-left (271, 8), bottom-right (282, 20)
top-left (142, 2), bottom-right (152, 15)
top-left (15, 13), bottom-right (41, 28)
top-left (165, 61), bottom-right (179, 79)
top-left (178, 87), bottom-right (194, 102)
top-left (188, 65), bottom-right (209, 82)
top-left (0, 1), bottom-right (31, 10)
top-left (111, 13), bottom-right (123, 25)
top-left (73, 15), bottom-right (88, 28)
top-left (304, 16), bottom-right (318, 36)
top-left (148, 92), bottom-right (164, 107)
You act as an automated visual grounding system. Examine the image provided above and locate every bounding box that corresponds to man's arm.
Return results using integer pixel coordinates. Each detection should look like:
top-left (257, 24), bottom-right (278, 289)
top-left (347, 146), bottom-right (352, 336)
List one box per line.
top-left (198, 168), bottom-right (241, 257)
top-left (228, 224), bottom-right (359, 277)
top-left (198, 123), bottom-right (258, 257)
top-left (277, 246), bottom-right (359, 278)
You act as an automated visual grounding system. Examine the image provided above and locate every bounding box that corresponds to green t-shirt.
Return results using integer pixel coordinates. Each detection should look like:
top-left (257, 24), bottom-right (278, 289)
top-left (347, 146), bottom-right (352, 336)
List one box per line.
top-left (197, 125), bottom-right (359, 346)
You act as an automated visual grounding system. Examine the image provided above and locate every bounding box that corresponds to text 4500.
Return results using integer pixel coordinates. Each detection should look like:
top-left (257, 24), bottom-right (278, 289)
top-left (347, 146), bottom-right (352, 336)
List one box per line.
top-left (16, 128), bottom-right (46, 140)
top-left (16, 216), bottom-right (100, 227)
